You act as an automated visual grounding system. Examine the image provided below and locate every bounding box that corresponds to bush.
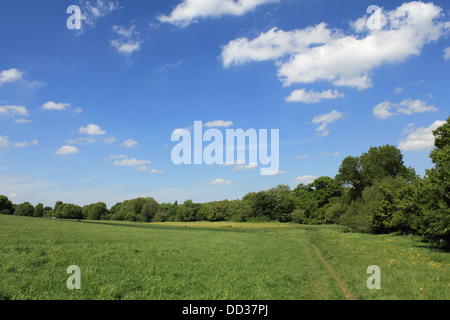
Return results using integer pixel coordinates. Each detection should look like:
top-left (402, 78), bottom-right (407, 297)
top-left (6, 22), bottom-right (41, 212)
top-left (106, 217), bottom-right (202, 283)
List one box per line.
top-left (290, 209), bottom-right (306, 224)
top-left (338, 199), bottom-right (372, 233)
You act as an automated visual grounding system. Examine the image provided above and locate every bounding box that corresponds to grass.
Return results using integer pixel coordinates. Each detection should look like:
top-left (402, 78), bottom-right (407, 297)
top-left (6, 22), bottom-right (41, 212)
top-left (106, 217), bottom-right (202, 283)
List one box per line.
top-left (0, 215), bottom-right (448, 300)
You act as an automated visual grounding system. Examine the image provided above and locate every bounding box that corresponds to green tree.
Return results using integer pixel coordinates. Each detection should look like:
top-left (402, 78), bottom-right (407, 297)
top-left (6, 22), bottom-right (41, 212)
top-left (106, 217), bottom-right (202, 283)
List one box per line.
top-left (14, 202), bottom-right (35, 217)
top-left (413, 117), bottom-right (450, 244)
top-left (33, 203), bottom-right (44, 217)
top-left (0, 195), bottom-right (14, 215)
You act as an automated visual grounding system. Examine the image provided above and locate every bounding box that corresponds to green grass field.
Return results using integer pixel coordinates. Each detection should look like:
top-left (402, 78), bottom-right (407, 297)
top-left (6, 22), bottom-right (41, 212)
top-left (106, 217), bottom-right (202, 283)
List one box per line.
top-left (0, 215), bottom-right (448, 300)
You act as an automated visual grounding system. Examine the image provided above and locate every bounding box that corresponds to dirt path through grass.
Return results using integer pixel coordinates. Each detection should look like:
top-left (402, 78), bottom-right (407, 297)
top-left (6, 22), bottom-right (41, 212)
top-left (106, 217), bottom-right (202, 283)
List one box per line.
top-left (309, 242), bottom-right (354, 300)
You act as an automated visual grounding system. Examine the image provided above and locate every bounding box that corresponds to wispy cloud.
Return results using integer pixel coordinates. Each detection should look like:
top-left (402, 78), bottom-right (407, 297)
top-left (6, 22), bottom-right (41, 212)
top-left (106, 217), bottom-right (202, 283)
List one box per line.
top-left (0, 105), bottom-right (28, 117)
top-left (114, 158), bottom-right (151, 166)
top-left (208, 178), bottom-right (232, 185)
top-left (159, 60), bottom-right (183, 72)
top-left (312, 110), bottom-right (343, 136)
top-left (79, 0), bottom-right (121, 29)
top-left (110, 23), bottom-right (142, 59)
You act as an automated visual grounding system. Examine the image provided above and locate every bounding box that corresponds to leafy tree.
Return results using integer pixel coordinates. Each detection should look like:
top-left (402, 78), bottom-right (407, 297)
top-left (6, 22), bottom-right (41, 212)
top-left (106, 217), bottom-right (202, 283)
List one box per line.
top-left (363, 177), bottom-right (416, 234)
top-left (413, 117), bottom-right (450, 244)
top-left (139, 198), bottom-right (159, 222)
top-left (33, 203), bottom-right (44, 217)
top-left (14, 202), bottom-right (35, 217)
top-left (0, 195), bottom-right (14, 215)
top-left (336, 145), bottom-right (413, 199)
top-left (84, 202), bottom-right (109, 220)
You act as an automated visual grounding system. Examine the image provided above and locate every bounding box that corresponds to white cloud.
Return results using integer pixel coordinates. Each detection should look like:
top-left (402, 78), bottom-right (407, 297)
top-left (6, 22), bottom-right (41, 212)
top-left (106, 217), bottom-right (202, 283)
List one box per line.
top-left (158, 0), bottom-right (279, 27)
top-left (55, 145), bottom-right (79, 155)
top-left (42, 101), bottom-right (71, 111)
top-left (312, 110), bottom-right (343, 136)
top-left (399, 120), bottom-right (445, 151)
top-left (121, 138), bottom-right (138, 148)
top-left (137, 166), bottom-right (149, 171)
top-left (104, 137), bottom-right (117, 144)
top-left (114, 158), bottom-right (151, 166)
top-left (221, 2), bottom-right (449, 90)
top-left (66, 137), bottom-right (97, 145)
top-left (444, 47), bottom-right (450, 60)
top-left (285, 89), bottom-right (344, 103)
top-left (159, 60), bottom-right (183, 72)
top-left (293, 175), bottom-right (316, 184)
top-left (0, 136), bottom-right (10, 147)
top-left (110, 24), bottom-right (142, 57)
top-left (149, 169), bottom-right (163, 174)
top-left (296, 154), bottom-right (309, 160)
top-left (208, 178), bottom-right (232, 185)
top-left (79, 124), bottom-right (106, 136)
top-left (0, 105), bottom-right (29, 117)
top-left (80, 0), bottom-right (121, 28)
top-left (373, 99), bottom-right (437, 119)
top-left (0, 68), bottom-right (23, 86)
top-left (109, 154), bottom-right (128, 159)
top-left (204, 120), bottom-right (234, 127)
top-left (13, 139), bottom-right (38, 148)
top-left (394, 87), bottom-right (404, 94)
top-left (14, 118), bottom-right (33, 124)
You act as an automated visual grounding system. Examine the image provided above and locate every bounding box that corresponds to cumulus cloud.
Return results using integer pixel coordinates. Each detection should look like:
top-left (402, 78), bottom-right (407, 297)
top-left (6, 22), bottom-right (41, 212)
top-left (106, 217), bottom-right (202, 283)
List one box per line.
top-left (208, 178), bottom-right (232, 185)
top-left (149, 169), bottom-right (163, 174)
top-left (221, 2), bottom-right (450, 90)
top-left (0, 68), bottom-right (23, 86)
top-left (121, 138), bottom-right (138, 148)
top-left (55, 145), bottom-right (79, 155)
top-left (399, 120), bottom-right (445, 151)
top-left (373, 99), bottom-right (437, 119)
top-left (42, 101), bottom-right (71, 111)
top-left (158, 0), bottom-right (279, 27)
top-left (0, 105), bottom-right (28, 117)
top-left (285, 89), bottom-right (344, 103)
top-left (79, 124), bottom-right (106, 136)
top-left (312, 110), bottom-right (344, 136)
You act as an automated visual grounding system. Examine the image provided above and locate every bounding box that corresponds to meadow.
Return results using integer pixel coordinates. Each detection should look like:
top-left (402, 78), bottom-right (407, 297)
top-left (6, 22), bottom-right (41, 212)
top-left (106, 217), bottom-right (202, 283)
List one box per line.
top-left (0, 215), bottom-right (448, 300)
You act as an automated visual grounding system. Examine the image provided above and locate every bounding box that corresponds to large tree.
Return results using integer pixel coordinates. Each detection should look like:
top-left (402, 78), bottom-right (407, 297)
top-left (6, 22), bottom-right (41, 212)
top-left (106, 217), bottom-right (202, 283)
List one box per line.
top-left (413, 116), bottom-right (450, 243)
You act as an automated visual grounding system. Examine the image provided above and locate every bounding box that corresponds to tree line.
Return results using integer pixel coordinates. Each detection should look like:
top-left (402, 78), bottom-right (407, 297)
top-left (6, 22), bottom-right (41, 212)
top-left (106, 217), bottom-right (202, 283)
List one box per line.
top-left (1, 116), bottom-right (449, 246)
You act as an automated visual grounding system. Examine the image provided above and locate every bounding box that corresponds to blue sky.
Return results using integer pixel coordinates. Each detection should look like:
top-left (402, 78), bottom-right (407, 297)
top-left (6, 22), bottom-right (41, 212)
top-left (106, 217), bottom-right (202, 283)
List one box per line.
top-left (0, 0), bottom-right (449, 207)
